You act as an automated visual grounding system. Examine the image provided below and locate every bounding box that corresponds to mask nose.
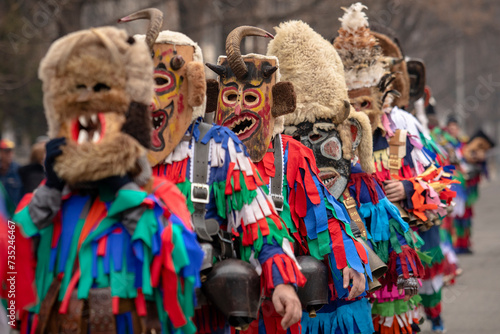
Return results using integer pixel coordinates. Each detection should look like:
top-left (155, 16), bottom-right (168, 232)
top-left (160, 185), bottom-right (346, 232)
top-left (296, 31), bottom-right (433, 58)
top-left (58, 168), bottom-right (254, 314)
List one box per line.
top-left (234, 89), bottom-right (243, 115)
top-left (150, 96), bottom-right (160, 112)
top-left (234, 104), bottom-right (242, 116)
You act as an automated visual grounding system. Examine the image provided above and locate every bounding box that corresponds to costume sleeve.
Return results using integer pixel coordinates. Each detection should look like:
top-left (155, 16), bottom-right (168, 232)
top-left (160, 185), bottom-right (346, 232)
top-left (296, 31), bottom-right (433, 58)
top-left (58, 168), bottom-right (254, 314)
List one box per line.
top-left (14, 185), bottom-right (62, 236)
top-left (202, 127), bottom-right (305, 297)
top-left (401, 180), bottom-right (415, 210)
top-left (281, 137), bottom-right (370, 298)
top-left (347, 167), bottom-right (424, 286)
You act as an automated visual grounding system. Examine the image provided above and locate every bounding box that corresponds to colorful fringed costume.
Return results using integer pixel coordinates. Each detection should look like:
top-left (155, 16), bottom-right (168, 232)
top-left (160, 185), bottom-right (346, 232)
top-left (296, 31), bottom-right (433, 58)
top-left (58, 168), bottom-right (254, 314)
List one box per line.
top-left (332, 3), bottom-right (458, 332)
top-left (14, 179), bottom-right (203, 334)
top-left (153, 121), bottom-right (305, 333)
top-left (10, 16), bottom-right (209, 334)
top-left (253, 135), bottom-right (371, 334)
top-left (345, 164), bottom-right (424, 334)
top-left (373, 87), bottom-right (454, 334)
top-left (265, 19), bottom-right (378, 334)
top-left (437, 128), bottom-right (494, 254)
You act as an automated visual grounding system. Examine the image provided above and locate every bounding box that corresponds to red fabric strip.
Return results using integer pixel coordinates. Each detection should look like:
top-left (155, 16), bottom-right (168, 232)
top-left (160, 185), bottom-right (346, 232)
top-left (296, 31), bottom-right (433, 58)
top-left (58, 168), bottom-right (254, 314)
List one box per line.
top-left (135, 288), bottom-right (147, 316)
top-left (58, 269), bottom-right (81, 314)
top-left (328, 218), bottom-right (347, 269)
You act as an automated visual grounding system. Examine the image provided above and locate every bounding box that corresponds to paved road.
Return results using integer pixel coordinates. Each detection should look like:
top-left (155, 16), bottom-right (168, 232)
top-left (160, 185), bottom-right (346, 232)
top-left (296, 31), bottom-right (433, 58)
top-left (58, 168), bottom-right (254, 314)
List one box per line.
top-left (421, 179), bottom-right (500, 333)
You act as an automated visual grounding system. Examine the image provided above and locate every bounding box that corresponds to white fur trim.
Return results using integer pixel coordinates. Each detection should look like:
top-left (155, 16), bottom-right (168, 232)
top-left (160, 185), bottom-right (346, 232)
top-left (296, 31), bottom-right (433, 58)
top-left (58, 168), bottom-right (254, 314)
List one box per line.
top-left (339, 2), bottom-right (369, 30)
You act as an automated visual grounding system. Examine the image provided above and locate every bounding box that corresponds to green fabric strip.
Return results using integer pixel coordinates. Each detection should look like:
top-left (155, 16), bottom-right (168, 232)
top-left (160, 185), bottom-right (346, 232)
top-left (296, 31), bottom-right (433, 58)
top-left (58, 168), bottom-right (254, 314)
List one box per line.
top-left (372, 240), bottom-right (389, 264)
top-left (13, 206), bottom-right (38, 237)
top-left (420, 289), bottom-right (442, 308)
top-left (32, 225), bottom-right (54, 313)
top-left (422, 245), bottom-right (444, 266)
top-left (371, 294), bottom-right (422, 317)
top-left (108, 189), bottom-right (147, 217)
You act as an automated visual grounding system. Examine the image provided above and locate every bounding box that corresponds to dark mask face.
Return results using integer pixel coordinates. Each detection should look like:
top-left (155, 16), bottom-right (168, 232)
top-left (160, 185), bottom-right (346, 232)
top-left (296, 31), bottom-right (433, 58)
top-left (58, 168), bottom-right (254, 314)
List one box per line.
top-left (290, 119), bottom-right (351, 199)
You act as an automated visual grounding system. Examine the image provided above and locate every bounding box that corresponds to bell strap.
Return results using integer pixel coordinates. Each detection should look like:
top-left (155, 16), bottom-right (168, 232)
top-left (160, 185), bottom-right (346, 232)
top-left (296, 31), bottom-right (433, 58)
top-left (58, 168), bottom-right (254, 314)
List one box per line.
top-left (270, 134), bottom-right (284, 211)
top-left (342, 188), bottom-right (367, 239)
top-left (388, 129), bottom-right (408, 177)
top-left (191, 122), bottom-right (217, 241)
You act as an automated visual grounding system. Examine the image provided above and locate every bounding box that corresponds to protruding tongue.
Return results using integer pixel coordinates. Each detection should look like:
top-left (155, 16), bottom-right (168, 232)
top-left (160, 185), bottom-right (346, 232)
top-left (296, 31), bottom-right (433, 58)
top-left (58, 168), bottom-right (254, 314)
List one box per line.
top-left (151, 129), bottom-right (162, 148)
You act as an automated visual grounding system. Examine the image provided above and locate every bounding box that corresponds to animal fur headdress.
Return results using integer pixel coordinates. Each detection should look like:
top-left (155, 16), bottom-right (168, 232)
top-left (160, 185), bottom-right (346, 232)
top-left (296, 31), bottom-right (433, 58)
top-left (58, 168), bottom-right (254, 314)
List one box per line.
top-left (333, 3), bottom-right (390, 91)
top-left (334, 3), bottom-right (402, 136)
top-left (370, 25), bottom-right (409, 108)
top-left (267, 20), bottom-right (374, 173)
top-left (39, 24), bottom-right (156, 185)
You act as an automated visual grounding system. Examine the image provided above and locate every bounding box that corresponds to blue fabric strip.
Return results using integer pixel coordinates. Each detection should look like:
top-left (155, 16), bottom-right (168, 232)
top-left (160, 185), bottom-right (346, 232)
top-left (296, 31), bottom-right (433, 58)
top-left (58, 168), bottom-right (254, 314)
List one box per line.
top-left (58, 195), bottom-right (89, 273)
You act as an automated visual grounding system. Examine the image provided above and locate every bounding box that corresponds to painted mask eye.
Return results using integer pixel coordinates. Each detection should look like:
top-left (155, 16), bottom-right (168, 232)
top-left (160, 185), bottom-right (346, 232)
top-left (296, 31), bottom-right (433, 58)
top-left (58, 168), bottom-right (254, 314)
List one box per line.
top-left (223, 89), bottom-right (239, 105)
top-left (320, 136), bottom-right (342, 160)
top-left (243, 90), bottom-right (261, 108)
top-left (155, 76), bottom-right (170, 86)
top-left (309, 133), bottom-right (323, 142)
top-left (154, 72), bottom-right (175, 94)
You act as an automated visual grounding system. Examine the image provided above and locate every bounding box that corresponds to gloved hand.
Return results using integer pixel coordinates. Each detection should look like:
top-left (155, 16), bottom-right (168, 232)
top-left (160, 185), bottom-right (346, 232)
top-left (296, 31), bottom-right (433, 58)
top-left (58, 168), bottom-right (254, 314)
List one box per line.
top-left (44, 137), bottom-right (66, 190)
top-left (98, 174), bottom-right (132, 194)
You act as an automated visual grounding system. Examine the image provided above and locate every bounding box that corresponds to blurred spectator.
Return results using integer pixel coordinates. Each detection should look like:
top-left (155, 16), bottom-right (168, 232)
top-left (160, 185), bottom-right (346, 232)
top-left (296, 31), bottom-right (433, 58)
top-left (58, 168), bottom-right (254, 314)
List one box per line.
top-left (0, 139), bottom-right (23, 207)
top-left (446, 115), bottom-right (461, 139)
top-left (19, 138), bottom-right (48, 194)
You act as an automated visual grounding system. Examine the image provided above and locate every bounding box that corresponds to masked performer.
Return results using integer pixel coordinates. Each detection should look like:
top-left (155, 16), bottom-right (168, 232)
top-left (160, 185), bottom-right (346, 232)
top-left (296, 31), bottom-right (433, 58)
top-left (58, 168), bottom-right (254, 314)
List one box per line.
top-left (450, 129), bottom-right (495, 254)
top-left (332, 3), bottom-right (460, 333)
top-left (209, 23), bottom-right (370, 334)
top-left (12, 13), bottom-right (204, 334)
top-left (119, 12), bottom-right (304, 334)
top-left (271, 18), bottom-right (425, 334)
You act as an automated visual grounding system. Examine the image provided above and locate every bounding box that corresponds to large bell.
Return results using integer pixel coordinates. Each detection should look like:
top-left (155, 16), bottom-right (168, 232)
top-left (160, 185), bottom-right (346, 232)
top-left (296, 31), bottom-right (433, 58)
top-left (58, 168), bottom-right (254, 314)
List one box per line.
top-left (392, 202), bottom-right (410, 222)
top-left (356, 238), bottom-right (388, 279)
top-left (367, 276), bottom-right (382, 293)
top-left (202, 259), bottom-right (261, 329)
top-left (296, 256), bottom-right (329, 318)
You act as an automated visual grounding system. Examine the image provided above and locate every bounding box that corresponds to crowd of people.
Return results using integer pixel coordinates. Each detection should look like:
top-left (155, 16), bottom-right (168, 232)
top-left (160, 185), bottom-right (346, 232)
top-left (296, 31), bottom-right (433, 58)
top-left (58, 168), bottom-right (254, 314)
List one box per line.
top-left (0, 2), bottom-right (495, 334)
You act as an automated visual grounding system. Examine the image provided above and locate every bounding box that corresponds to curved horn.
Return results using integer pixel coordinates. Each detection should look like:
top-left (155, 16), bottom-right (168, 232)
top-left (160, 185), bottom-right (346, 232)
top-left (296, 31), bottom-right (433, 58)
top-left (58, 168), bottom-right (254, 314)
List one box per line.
top-left (225, 26), bottom-right (274, 80)
top-left (382, 89), bottom-right (401, 105)
top-left (262, 65), bottom-right (278, 79)
top-left (118, 8), bottom-right (163, 50)
top-left (334, 100), bottom-right (351, 124)
top-left (206, 63), bottom-right (226, 77)
top-left (378, 72), bottom-right (396, 92)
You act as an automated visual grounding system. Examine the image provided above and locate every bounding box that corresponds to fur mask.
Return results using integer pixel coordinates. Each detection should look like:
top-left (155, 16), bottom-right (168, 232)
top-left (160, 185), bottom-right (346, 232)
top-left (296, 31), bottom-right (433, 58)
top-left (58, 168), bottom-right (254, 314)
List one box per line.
top-left (268, 20), bottom-right (374, 198)
top-left (39, 26), bottom-right (155, 186)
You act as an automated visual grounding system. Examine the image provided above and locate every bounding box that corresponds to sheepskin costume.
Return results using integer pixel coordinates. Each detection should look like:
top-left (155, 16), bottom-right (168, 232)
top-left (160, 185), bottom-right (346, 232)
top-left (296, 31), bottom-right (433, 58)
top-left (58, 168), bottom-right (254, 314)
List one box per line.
top-left (135, 31), bottom-right (206, 121)
top-left (268, 20), bottom-right (374, 174)
top-left (39, 26), bottom-right (154, 185)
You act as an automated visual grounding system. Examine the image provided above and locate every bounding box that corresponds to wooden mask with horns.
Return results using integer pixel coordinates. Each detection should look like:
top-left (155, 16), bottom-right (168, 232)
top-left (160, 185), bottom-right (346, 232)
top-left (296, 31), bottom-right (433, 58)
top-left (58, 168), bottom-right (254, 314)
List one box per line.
top-left (206, 26), bottom-right (296, 162)
top-left (119, 9), bottom-right (206, 167)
